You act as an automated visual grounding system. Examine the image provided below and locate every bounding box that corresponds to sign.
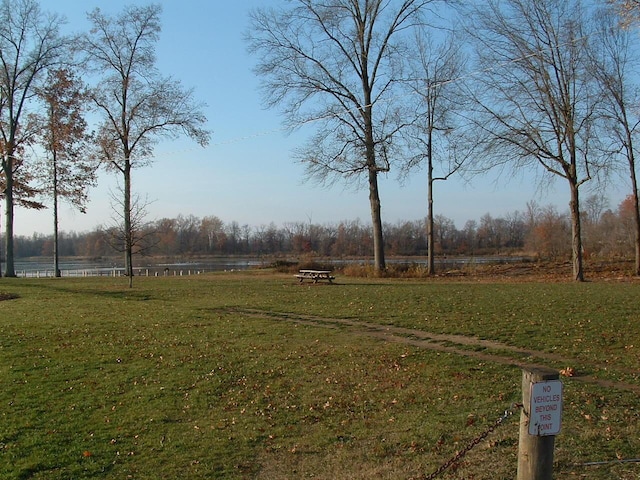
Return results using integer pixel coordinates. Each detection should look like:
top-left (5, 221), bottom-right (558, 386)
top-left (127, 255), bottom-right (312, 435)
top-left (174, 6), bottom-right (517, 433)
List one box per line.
top-left (528, 380), bottom-right (563, 436)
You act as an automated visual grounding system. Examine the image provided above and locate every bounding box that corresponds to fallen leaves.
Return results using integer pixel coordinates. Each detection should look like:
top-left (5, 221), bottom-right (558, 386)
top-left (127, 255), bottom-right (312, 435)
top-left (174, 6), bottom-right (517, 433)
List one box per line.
top-left (560, 366), bottom-right (575, 377)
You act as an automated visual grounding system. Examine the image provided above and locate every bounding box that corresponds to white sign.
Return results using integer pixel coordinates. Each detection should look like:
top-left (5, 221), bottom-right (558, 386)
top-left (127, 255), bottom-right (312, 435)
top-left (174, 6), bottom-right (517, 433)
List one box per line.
top-left (528, 380), bottom-right (563, 436)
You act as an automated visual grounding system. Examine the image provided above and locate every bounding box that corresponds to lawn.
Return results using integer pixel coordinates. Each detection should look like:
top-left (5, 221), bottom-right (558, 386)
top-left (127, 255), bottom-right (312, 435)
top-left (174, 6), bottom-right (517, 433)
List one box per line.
top-left (0, 271), bottom-right (638, 479)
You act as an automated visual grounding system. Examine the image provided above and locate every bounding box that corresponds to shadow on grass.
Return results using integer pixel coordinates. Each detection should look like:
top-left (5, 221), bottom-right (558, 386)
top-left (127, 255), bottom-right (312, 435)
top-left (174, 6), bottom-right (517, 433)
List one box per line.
top-left (15, 281), bottom-right (153, 301)
top-left (0, 292), bottom-right (20, 301)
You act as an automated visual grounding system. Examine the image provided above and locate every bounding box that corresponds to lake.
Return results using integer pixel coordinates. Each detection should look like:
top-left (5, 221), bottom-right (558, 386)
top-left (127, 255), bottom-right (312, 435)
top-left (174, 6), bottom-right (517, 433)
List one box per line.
top-left (11, 257), bottom-right (267, 278)
top-left (9, 255), bottom-right (530, 278)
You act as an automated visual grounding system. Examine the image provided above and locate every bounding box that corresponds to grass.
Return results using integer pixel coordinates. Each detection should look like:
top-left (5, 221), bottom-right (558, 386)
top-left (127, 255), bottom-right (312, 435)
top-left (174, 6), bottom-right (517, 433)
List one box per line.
top-left (0, 271), bottom-right (637, 479)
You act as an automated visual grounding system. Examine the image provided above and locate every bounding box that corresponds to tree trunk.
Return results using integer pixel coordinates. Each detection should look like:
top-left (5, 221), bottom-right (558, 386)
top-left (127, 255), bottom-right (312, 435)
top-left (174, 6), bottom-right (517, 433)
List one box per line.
top-left (569, 181), bottom-right (584, 282)
top-left (3, 156), bottom-right (15, 278)
top-left (53, 153), bottom-right (61, 278)
top-left (368, 168), bottom-right (385, 272)
top-left (632, 187), bottom-right (640, 277)
top-left (124, 161), bottom-right (134, 287)
top-left (426, 125), bottom-right (435, 276)
top-left (626, 137), bottom-right (640, 276)
top-left (427, 182), bottom-right (435, 275)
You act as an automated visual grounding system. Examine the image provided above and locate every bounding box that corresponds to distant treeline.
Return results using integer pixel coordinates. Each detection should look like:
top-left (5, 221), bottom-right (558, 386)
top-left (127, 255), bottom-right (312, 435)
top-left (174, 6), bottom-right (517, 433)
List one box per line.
top-left (13, 196), bottom-right (637, 261)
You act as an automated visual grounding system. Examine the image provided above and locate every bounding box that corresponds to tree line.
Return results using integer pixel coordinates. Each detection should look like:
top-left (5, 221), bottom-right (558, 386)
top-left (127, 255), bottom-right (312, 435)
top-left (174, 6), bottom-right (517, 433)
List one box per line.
top-left (12, 195), bottom-right (637, 263)
top-left (3, 0), bottom-right (640, 285)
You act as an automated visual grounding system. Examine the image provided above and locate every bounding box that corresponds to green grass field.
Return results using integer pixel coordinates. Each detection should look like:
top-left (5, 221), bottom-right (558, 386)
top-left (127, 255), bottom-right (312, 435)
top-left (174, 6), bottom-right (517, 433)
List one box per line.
top-left (0, 271), bottom-right (638, 479)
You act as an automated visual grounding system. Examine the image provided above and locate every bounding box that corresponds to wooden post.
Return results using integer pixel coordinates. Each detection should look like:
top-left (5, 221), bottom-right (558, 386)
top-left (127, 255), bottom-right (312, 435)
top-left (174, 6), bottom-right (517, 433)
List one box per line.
top-left (517, 367), bottom-right (560, 480)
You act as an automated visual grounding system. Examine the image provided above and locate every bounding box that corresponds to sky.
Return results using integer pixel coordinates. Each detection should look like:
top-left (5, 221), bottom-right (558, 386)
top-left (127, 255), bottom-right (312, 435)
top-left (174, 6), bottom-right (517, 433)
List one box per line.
top-left (15, 0), bottom-right (628, 237)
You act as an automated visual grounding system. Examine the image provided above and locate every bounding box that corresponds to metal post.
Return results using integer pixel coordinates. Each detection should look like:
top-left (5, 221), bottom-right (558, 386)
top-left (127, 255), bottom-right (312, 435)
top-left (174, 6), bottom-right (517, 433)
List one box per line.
top-left (517, 367), bottom-right (560, 480)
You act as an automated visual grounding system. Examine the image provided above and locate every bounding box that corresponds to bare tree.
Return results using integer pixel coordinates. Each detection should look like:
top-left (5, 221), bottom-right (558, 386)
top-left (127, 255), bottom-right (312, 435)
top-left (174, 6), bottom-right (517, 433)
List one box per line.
top-left (590, 6), bottom-right (640, 275)
top-left (35, 68), bottom-right (96, 277)
top-left (106, 189), bottom-right (156, 288)
top-left (204, 216), bottom-right (231, 253)
top-left (608, 0), bottom-right (640, 26)
top-left (81, 4), bottom-right (210, 283)
top-left (582, 193), bottom-right (610, 257)
top-left (247, 0), bottom-right (438, 272)
top-left (0, 0), bottom-right (68, 277)
top-left (466, 0), bottom-right (603, 281)
top-left (403, 29), bottom-right (471, 274)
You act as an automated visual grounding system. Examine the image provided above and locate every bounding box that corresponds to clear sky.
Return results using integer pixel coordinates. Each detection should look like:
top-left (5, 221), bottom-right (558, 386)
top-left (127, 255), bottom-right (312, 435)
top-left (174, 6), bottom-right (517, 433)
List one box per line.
top-left (16, 0), bottom-right (625, 237)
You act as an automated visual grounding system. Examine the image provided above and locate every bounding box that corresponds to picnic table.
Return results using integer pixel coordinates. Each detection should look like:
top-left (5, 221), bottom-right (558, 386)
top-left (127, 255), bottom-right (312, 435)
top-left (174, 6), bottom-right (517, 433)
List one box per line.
top-left (295, 269), bottom-right (335, 283)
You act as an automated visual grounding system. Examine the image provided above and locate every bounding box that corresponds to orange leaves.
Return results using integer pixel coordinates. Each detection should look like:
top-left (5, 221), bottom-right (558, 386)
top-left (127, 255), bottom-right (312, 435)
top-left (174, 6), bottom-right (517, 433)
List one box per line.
top-left (560, 366), bottom-right (576, 377)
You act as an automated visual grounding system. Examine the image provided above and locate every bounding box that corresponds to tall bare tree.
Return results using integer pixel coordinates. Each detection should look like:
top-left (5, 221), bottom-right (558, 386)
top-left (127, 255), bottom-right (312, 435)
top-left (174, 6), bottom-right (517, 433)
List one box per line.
top-left (36, 68), bottom-right (96, 277)
top-left (590, 6), bottom-right (640, 275)
top-left (248, 0), bottom-right (438, 272)
top-left (81, 4), bottom-right (210, 286)
top-left (0, 0), bottom-right (68, 277)
top-left (466, 0), bottom-right (603, 281)
top-left (403, 30), bottom-right (471, 274)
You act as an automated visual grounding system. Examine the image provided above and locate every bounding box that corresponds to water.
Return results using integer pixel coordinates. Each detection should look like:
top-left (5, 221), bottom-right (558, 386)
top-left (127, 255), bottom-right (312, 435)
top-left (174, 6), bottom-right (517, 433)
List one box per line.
top-left (11, 257), bottom-right (266, 278)
top-left (9, 256), bottom-right (529, 278)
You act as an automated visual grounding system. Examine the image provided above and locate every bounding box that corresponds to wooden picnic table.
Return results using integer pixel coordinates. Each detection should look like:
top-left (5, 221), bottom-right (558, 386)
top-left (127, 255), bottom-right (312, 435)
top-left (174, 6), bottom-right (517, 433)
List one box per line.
top-left (295, 269), bottom-right (335, 283)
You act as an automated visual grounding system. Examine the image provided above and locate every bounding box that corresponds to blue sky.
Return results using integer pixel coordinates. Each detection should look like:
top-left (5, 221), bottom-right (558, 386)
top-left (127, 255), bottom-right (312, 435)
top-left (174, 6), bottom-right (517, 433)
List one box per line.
top-left (16, 0), bottom-right (623, 237)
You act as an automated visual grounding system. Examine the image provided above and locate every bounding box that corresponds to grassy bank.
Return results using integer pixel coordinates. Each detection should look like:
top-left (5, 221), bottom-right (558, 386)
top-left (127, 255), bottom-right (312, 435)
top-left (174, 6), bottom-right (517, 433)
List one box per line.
top-left (0, 272), bottom-right (638, 479)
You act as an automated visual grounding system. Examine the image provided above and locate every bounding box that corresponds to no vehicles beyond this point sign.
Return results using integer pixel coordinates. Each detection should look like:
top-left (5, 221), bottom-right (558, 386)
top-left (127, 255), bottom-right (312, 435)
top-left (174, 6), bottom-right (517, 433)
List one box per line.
top-left (528, 380), bottom-right (563, 436)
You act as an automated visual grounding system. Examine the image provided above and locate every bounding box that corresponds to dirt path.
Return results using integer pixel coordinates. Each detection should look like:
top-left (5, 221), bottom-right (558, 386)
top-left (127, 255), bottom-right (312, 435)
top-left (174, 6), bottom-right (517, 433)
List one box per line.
top-left (228, 307), bottom-right (640, 395)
